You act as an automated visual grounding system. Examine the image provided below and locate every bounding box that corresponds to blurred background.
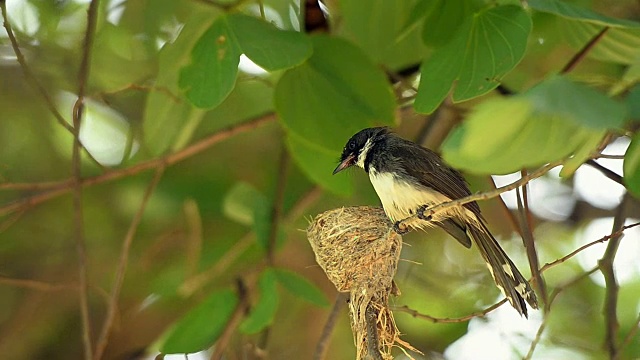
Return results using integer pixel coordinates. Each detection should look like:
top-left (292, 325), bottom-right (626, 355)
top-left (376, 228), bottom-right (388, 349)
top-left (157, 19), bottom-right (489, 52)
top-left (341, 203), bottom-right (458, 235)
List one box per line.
top-left (1, 0), bottom-right (639, 359)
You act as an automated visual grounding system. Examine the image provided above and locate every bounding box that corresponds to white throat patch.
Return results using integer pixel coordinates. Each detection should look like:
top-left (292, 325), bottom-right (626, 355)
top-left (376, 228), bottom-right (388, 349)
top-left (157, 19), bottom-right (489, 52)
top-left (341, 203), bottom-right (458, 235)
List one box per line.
top-left (355, 138), bottom-right (373, 169)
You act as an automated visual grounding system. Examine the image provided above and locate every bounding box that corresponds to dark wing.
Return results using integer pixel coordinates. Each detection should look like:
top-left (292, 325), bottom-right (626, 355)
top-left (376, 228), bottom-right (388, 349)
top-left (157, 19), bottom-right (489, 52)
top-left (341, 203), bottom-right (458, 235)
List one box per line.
top-left (388, 135), bottom-right (482, 216)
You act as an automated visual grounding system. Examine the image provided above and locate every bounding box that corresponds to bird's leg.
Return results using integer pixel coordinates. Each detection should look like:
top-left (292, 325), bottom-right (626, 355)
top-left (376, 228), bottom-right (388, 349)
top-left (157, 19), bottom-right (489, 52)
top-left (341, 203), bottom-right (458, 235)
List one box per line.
top-left (393, 220), bottom-right (409, 235)
top-left (417, 205), bottom-right (433, 221)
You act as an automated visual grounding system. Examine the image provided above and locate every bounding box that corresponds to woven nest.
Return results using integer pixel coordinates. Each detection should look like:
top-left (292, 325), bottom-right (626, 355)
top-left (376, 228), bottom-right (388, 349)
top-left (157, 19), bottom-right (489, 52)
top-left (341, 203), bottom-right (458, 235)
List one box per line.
top-left (307, 206), bottom-right (418, 359)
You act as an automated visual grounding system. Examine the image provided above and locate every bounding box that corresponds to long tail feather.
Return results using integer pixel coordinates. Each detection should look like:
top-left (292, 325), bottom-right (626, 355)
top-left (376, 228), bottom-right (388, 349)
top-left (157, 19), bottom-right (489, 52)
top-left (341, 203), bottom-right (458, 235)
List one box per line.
top-left (467, 221), bottom-right (538, 317)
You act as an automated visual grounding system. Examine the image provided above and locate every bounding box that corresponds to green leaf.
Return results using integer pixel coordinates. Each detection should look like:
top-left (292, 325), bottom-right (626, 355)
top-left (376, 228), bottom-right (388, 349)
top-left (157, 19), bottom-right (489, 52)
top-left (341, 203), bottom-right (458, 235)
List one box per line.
top-left (414, 19), bottom-right (470, 113)
top-left (286, 133), bottom-right (353, 196)
top-left (624, 133), bottom-right (640, 197)
top-left (626, 84), bottom-right (640, 121)
top-left (559, 130), bottom-right (606, 177)
top-left (273, 268), bottom-right (330, 307)
top-left (159, 289), bottom-right (238, 354)
top-left (179, 16), bottom-right (242, 109)
top-left (561, 19), bottom-right (640, 65)
top-left (226, 13), bottom-right (312, 71)
top-left (222, 182), bottom-right (272, 250)
top-left (453, 5), bottom-right (532, 101)
top-left (143, 11), bottom-right (216, 155)
top-left (527, 0), bottom-right (640, 28)
top-left (276, 35), bottom-right (396, 151)
top-left (442, 97), bottom-right (597, 174)
top-left (337, 0), bottom-right (428, 69)
top-left (240, 269), bottom-right (279, 334)
top-left (525, 76), bottom-right (626, 130)
top-left (421, 0), bottom-right (474, 47)
top-left (415, 5), bottom-right (531, 113)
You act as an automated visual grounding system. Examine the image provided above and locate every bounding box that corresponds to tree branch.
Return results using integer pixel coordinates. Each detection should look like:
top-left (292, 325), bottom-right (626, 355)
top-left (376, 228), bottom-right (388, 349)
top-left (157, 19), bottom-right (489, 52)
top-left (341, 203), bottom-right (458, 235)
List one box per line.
top-left (560, 27), bottom-right (609, 74)
top-left (0, 113), bottom-right (276, 217)
top-left (73, 1), bottom-right (101, 358)
top-left (267, 144), bottom-right (290, 265)
top-left (393, 299), bottom-right (508, 323)
top-left (314, 293), bottom-right (348, 360)
top-left (396, 160), bottom-right (565, 231)
top-left (0, 0), bottom-right (103, 168)
top-left (210, 279), bottom-right (250, 360)
top-left (599, 194), bottom-right (628, 359)
top-left (93, 166), bottom-right (165, 360)
top-left (586, 160), bottom-right (624, 186)
top-left (516, 176), bottom-right (547, 304)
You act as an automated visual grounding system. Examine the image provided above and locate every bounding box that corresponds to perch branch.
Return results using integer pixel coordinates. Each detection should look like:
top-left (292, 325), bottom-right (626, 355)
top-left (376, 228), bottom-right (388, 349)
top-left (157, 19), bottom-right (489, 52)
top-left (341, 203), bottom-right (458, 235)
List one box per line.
top-left (396, 160), bottom-right (565, 231)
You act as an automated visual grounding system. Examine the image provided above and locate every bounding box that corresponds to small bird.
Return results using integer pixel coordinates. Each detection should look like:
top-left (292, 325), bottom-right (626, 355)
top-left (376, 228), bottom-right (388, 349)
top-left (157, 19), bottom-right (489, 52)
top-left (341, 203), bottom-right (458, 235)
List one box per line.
top-left (333, 127), bottom-right (538, 317)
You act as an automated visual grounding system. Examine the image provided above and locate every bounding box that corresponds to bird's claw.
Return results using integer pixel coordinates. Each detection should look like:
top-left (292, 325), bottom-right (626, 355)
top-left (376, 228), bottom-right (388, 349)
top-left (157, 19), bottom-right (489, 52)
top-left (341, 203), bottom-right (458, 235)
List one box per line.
top-left (393, 221), bottom-right (409, 235)
top-left (417, 205), bottom-right (432, 221)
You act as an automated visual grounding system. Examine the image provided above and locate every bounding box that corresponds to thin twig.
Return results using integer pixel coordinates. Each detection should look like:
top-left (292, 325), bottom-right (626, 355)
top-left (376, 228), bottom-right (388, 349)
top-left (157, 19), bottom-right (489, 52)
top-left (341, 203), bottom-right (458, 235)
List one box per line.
top-left (526, 266), bottom-right (600, 360)
top-left (393, 299), bottom-right (508, 323)
top-left (93, 166), bottom-right (165, 360)
top-left (599, 194), bottom-right (628, 359)
top-left (0, 276), bottom-right (76, 292)
top-left (517, 175), bottom-right (547, 304)
top-left (0, 113), bottom-right (276, 217)
top-left (0, 1), bottom-right (71, 133)
top-left (210, 279), bottom-right (250, 360)
top-left (539, 221), bottom-right (640, 273)
top-left (73, 1), bottom-right (101, 358)
top-left (488, 175), bottom-right (523, 238)
top-left (560, 27), bottom-right (610, 74)
top-left (0, 0), bottom-right (103, 168)
top-left (397, 160), bottom-right (565, 230)
top-left (314, 293), bottom-right (348, 360)
top-left (586, 160), bottom-right (624, 186)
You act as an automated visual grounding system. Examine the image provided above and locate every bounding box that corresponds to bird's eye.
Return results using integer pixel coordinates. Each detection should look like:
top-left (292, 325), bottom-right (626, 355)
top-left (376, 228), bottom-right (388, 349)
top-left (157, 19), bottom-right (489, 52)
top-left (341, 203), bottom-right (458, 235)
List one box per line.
top-left (348, 141), bottom-right (356, 150)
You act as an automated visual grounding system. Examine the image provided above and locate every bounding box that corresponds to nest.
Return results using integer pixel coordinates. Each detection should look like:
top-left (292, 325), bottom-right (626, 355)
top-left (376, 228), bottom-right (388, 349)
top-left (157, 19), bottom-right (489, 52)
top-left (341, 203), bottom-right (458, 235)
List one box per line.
top-left (307, 206), bottom-right (418, 359)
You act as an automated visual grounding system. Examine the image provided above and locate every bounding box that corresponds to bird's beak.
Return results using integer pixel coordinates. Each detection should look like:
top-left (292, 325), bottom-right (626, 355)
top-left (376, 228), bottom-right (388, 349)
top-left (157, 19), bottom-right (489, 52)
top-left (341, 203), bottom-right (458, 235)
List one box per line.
top-left (333, 155), bottom-right (356, 175)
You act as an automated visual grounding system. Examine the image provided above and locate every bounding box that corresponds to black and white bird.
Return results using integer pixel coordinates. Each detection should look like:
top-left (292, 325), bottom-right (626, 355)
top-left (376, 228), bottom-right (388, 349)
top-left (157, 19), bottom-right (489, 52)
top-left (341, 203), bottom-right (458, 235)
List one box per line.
top-left (333, 127), bottom-right (538, 317)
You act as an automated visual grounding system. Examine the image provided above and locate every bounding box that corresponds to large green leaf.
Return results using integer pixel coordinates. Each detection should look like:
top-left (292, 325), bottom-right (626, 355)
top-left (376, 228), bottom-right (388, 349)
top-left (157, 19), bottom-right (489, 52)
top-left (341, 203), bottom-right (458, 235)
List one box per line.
top-left (337, 0), bottom-right (428, 69)
top-left (144, 11), bottom-right (216, 155)
top-left (560, 19), bottom-right (640, 65)
top-left (421, 0), bottom-right (474, 47)
top-left (159, 289), bottom-right (239, 354)
top-left (226, 13), bottom-right (312, 71)
top-left (527, 0), bottom-right (640, 28)
top-left (526, 76), bottom-right (626, 130)
top-left (273, 268), bottom-right (330, 307)
top-left (286, 133), bottom-right (353, 196)
top-left (415, 5), bottom-right (531, 113)
top-left (179, 16), bottom-right (242, 109)
top-left (276, 35), bottom-right (396, 150)
top-left (442, 98), bottom-right (593, 174)
top-left (275, 35), bottom-right (394, 195)
top-left (624, 133), bottom-right (640, 197)
top-left (179, 14), bottom-right (311, 109)
top-left (239, 269), bottom-right (279, 334)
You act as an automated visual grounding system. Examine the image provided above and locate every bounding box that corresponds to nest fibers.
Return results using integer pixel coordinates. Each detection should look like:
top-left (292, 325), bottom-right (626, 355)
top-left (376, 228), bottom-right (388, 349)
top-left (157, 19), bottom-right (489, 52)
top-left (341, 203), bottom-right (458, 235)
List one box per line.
top-left (307, 206), bottom-right (418, 359)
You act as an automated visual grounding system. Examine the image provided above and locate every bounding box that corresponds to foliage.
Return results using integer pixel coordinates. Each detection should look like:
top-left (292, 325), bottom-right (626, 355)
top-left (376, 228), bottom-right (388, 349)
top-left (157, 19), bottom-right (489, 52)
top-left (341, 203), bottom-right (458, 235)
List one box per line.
top-left (1, 0), bottom-right (640, 359)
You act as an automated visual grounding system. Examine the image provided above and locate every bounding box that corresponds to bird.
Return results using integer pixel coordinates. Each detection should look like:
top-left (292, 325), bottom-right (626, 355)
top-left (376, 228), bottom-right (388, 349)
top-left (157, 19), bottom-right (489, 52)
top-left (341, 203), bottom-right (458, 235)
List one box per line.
top-left (332, 127), bottom-right (538, 317)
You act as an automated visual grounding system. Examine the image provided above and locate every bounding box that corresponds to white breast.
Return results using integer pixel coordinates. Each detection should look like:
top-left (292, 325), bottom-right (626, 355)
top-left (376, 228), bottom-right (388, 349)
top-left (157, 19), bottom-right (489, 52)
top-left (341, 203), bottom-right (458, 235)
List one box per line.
top-left (368, 169), bottom-right (476, 228)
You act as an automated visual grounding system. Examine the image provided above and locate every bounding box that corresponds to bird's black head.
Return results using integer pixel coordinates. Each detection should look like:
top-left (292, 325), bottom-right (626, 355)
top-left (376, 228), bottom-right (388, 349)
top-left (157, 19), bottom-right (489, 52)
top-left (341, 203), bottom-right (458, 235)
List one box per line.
top-left (333, 127), bottom-right (388, 175)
